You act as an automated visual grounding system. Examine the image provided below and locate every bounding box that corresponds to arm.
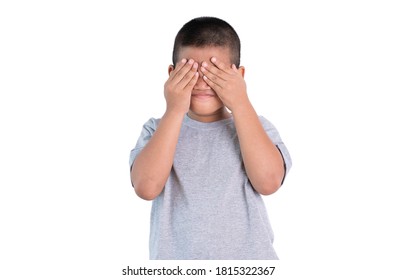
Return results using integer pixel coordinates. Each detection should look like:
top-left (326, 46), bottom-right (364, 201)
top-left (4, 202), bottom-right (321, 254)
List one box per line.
top-left (131, 59), bottom-right (199, 200)
top-left (201, 58), bottom-right (284, 195)
top-left (232, 102), bottom-right (285, 195)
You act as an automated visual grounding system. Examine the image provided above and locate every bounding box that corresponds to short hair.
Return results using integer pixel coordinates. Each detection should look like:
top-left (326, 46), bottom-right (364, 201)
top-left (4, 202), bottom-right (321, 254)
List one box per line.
top-left (172, 17), bottom-right (241, 67)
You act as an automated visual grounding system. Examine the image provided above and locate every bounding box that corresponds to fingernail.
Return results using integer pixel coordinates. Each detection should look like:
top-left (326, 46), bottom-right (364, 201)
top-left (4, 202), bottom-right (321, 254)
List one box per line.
top-left (202, 62), bottom-right (208, 67)
top-left (181, 58), bottom-right (187, 63)
top-left (211, 57), bottom-right (216, 63)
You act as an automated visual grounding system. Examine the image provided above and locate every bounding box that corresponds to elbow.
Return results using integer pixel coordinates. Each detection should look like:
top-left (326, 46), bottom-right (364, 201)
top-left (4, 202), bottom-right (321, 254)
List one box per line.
top-left (130, 165), bottom-right (164, 201)
top-left (255, 182), bottom-right (280, 196)
top-left (254, 162), bottom-right (286, 195)
top-left (135, 188), bottom-right (160, 201)
top-left (252, 175), bottom-right (283, 196)
top-left (131, 177), bottom-right (163, 201)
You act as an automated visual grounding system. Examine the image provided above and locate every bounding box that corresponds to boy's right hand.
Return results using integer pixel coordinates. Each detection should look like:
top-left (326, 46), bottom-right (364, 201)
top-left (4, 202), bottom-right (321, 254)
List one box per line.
top-left (164, 58), bottom-right (199, 115)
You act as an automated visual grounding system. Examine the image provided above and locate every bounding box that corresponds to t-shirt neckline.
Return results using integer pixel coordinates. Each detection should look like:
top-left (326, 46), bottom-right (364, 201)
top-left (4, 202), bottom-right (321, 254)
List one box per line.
top-left (183, 114), bottom-right (234, 129)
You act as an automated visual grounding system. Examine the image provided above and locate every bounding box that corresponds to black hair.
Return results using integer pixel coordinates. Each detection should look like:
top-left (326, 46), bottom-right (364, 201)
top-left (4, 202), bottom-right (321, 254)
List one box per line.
top-left (172, 17), bottom-right (241, 67)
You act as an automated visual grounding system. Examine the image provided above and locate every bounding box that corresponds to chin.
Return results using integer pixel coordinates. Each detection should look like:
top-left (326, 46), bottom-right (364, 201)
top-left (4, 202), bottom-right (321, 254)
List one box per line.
top-left (190, 105), bottom-right (222, 116)
top-left (188, 103), bottom-right (230, 122)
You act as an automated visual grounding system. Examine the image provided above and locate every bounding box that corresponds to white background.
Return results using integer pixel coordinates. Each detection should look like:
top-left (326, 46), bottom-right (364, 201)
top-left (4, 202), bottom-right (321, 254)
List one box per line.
top-left (1, 0), bottom-right (396, 279)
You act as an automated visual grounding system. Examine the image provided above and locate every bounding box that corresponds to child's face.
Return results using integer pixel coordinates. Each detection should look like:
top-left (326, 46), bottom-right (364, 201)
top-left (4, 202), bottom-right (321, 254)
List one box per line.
top-left (172, 46), bottom-right (234, 122)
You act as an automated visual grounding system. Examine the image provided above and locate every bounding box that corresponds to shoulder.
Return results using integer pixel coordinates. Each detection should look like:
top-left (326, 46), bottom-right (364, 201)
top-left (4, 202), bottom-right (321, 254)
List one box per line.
top-left (257, 115), bottom-right (277, 130)
top-left (141, 117), bottom-right (161, 132)
top-left (257, 115), bottom-right (285, 143)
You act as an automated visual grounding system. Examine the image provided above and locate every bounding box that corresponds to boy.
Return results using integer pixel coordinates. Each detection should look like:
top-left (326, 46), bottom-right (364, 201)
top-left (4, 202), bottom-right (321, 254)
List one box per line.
top-left (129, 17), bottom-right (291, 260)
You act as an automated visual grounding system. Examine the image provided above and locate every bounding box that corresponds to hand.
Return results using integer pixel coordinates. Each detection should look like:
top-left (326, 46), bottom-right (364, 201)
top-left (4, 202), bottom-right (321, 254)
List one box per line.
top-left (164, 58), bottom-right (199, 115)
top-left (200, 57), bottom-right (248, 112)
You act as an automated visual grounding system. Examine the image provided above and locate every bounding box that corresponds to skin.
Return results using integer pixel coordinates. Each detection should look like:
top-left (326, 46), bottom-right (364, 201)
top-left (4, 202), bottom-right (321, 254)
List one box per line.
top-left (131, 46), bottom-right (285, 200)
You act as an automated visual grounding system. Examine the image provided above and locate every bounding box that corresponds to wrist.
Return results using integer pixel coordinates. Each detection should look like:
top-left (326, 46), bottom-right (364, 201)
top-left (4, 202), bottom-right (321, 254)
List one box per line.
top-left (164, 107), bottom-right (187, 121)
top-left (230, 98), bottom-right (253, 116)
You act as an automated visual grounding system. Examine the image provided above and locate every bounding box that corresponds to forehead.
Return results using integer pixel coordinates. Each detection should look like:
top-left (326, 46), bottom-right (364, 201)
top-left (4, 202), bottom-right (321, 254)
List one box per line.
top-left (178, 46), bottom-right (232, 63)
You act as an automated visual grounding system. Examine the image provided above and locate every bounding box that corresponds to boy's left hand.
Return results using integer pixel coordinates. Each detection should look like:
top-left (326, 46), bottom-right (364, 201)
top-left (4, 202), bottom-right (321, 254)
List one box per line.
top-left (201, 57), bottom-right (249, 112)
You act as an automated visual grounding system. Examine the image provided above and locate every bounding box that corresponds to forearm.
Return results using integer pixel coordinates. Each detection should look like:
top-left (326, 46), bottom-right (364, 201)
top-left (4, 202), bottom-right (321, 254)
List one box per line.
top-left (233, 101), bottom-right (285, 195)
top-left (131, 110), bottom-right (184, 200)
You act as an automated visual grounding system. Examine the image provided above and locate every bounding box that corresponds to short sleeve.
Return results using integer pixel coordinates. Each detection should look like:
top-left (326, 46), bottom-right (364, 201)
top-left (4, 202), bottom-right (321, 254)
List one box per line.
top-left (258, 116), bottom-right (292, 184)
top-left (129, 118), bottom-right (161, 169)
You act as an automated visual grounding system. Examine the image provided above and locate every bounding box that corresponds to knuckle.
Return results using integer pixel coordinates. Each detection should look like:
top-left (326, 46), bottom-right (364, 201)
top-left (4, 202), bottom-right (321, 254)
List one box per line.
top-left (185, 70), bottom-right (196, 80)
top-left (187, 77), bottom-right (196, 86)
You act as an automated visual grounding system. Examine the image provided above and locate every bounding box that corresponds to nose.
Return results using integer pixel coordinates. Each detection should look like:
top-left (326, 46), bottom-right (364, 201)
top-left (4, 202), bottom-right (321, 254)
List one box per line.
top-left (194, 68), bottom-right (211, 89)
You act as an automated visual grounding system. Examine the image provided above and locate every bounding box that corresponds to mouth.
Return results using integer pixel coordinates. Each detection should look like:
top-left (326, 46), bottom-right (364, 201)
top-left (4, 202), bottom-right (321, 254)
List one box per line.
top-left (191, 91), bottom-right (215, 100)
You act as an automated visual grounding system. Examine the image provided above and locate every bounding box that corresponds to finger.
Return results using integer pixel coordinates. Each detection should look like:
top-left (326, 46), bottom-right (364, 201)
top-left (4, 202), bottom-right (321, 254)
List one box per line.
top-left (201, 63), bottom-right (226, 88)
top-left (210, 57), bottom-right (230, 72)
top-left (185, 71), bottom-right (199, 90)
top-left (170, 59), bottom-right (195, 83)
top-left (201, 61), bottom-right (226, 79)
top-left (231, 64), bottom-right (239, 72)
top-left (169, 58), bottom-right (187, 75)
top-left (179, 61), bottom-right (199, 89)
top-left (203, 74), bottom-right (222, 92)
top-left (210, 57), bottom-right (236, 75)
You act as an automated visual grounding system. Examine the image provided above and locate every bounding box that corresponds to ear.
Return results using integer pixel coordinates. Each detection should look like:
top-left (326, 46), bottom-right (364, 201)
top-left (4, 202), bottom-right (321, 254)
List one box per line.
top-left (168, 65), bottom-right (174, 76)
top-left (238, 66), bottom-right (245, 77)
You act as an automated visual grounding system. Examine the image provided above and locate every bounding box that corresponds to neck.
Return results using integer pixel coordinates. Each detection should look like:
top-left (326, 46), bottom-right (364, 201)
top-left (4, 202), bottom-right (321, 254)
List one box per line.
top-left (187, 107), bottom-right (232, 123)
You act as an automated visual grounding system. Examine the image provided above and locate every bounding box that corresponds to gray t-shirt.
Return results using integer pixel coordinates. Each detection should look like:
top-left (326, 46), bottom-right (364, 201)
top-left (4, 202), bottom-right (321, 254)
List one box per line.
top-left (129, 114), bottom-right (292, 260)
